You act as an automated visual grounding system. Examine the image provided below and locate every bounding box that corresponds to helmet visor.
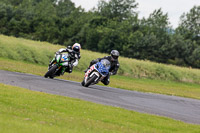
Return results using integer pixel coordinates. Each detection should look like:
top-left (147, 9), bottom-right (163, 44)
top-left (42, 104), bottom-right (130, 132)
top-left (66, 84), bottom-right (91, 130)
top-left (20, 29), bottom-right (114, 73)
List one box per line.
top-left (112, 55), bottom-right (118, 59)
top-left (73, 46), bottom-right (80, 52)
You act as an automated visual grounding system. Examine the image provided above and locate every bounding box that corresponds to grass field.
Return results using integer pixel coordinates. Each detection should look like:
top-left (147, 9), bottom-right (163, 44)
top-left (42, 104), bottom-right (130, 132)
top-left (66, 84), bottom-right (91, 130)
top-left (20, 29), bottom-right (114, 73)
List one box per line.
top-left (1, 83), bottom-right (200, 133)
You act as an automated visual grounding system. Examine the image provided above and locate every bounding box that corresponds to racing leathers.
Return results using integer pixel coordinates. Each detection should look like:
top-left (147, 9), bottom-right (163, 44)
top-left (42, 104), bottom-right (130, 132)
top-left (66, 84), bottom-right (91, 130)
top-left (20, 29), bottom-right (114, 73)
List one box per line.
top-left (87, 56), bottom-right (120, 85)
top-left (49, 47), bottom-right (81, 74)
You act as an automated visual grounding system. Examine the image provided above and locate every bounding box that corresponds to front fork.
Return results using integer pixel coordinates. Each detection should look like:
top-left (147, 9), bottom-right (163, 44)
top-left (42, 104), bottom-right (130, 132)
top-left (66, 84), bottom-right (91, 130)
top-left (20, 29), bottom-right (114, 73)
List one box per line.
top-left (49, 58), bottom-right (56, 67)
top-left (49, 57), bottom-right (67, 75)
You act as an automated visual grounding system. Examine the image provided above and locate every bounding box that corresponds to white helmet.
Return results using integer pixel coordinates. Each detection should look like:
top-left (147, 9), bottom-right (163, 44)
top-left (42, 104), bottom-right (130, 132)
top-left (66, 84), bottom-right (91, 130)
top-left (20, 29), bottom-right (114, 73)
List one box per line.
top-left (72, 43), bottom-right (81, 52)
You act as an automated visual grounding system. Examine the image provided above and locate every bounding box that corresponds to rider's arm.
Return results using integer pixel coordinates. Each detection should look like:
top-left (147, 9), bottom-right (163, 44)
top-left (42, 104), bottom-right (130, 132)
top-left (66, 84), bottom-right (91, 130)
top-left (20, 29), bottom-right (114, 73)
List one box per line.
top-left (57, 48), bottom-right (73, 54)
top-left (91, 56), bottom-right (107, 64)
top-left (91, 58), bottom-right (100, 65)
top-left (77, 53), bottom-right (81, 60)
top-left (110, 62), bottom-right (120, 75)
top-left (72, 59), bottom-right (78, 66)
top-left (71, 53), bottom-right (80, 66)
top-left (57, 48), bottom-right (67, 54)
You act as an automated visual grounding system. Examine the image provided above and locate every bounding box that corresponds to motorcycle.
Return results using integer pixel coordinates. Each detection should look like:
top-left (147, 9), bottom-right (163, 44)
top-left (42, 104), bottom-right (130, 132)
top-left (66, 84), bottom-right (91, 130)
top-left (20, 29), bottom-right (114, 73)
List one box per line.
top-left (81, 59), bottom-right (111, 87)
top-left (44, 53), bottom-right (71, 79)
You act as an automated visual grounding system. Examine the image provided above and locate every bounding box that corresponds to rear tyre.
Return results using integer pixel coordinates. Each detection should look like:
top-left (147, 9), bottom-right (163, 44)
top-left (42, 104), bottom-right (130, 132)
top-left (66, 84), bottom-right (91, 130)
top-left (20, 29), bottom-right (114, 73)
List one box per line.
top-left (44, 65), bottom-right (58, 78)
top-left (84, 75), bottom-right (98, 87)
top-left (49, 76), bottom-right (54, 79)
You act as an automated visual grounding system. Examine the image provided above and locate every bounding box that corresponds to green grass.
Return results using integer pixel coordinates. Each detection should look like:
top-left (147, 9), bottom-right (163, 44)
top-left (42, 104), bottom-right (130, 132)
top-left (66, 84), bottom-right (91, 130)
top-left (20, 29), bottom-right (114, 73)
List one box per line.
top-left (1, 83), bottom-right (200, 133)
top-left (0, 34), bottom-right (200, 84)
top-left (113, 75), bottom-right (200, 99)
top-left (1, 57), bottom-right (200, 100)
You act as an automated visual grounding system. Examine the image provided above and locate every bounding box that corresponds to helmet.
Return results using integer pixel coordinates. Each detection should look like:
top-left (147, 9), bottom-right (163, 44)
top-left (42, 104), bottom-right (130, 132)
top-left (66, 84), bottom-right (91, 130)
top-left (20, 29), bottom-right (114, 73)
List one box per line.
top-left (111, 50), bottom-right (119, 60)
top-left (72, 43), bottom-right (81, 52)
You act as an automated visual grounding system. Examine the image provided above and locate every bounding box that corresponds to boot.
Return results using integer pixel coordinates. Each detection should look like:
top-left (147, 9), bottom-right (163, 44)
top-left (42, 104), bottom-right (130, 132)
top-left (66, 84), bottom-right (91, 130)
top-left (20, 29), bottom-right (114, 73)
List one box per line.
top-left (66, 64), bottom-right (73, 73)
top-left (61, 67), bottom-right (66, 75)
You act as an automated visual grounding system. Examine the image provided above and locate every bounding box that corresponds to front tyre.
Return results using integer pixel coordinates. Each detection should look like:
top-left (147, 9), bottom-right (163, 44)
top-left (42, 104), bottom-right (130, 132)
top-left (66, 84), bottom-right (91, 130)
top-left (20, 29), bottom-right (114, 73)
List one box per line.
top-left (84, 75), bottom-right (98, 87)
top-left (81, 80), bottom-right (85, 86)
top-left (44, 65), bottom-right (58, 78)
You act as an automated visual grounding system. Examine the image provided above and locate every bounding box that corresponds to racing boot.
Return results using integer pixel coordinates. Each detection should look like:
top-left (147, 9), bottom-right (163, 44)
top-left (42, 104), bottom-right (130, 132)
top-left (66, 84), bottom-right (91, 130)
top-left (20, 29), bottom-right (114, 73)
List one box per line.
top-left (66, 64), bottom-right (73, 73)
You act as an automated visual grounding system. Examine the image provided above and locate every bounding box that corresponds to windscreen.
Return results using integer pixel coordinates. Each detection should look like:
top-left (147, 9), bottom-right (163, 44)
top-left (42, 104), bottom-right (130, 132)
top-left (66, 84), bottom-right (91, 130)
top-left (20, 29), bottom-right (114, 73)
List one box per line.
top-left (100, 59), bottom-right (111, 70)
top-left (61, 53), bottom-right (69, 62)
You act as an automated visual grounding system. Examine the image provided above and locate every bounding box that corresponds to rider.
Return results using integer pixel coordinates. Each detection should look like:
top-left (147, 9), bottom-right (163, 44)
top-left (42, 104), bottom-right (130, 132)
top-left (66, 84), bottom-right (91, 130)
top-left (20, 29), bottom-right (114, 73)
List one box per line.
top-left (49, 43), bottom-right (81, 74)
top-left (85, 50), bottom-right (120, 85)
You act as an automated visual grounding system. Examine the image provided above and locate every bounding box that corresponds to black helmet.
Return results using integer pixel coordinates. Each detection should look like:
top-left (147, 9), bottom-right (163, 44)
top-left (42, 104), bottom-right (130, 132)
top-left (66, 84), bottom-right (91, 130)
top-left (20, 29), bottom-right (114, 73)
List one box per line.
top-left (111, 50), bottom-right (119, 60)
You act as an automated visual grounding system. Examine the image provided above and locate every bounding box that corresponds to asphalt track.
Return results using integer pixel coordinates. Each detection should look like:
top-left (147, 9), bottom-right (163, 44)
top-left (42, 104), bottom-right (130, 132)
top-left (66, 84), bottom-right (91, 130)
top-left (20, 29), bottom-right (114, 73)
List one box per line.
top-left (0, 70), bottom-right (200, 124)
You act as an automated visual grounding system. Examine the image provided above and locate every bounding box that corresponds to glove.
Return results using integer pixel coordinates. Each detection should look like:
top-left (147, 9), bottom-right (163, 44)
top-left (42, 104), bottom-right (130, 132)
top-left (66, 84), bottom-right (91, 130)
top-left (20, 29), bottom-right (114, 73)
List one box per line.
top-left (69, 63), bottom-right (72, 68)
top-left (67, 46), bottom-right (72, 49)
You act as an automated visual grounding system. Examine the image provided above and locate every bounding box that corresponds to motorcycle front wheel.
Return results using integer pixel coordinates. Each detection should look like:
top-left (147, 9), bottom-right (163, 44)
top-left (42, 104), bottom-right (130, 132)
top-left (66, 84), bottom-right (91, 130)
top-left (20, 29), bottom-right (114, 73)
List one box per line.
top-left (44, 65), bottom-right (58, 78)
top-left (84, 74), bottom-right (98, 87)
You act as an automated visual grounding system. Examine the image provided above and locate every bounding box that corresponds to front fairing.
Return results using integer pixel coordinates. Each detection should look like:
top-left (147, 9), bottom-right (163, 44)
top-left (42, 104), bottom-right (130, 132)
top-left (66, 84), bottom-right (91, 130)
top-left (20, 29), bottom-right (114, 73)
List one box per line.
top-left (95, 60), bottom-right (110, 77)
top-left (84, 59), bottom-right (110, 85)
top-left (84, 65), bottom-right (99, 84)
top-left (56, 53), bottom-right (70, 66)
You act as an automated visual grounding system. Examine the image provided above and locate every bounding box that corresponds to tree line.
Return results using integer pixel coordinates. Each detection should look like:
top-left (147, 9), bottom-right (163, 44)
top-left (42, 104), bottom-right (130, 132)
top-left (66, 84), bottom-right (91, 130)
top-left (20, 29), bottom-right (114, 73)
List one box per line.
top-left (0, 0), bottom-right (200, 68)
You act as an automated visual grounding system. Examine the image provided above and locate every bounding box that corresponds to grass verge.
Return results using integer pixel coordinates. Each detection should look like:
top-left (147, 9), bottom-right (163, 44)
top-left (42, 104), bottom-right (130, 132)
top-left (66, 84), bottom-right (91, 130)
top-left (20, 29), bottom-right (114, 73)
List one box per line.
top-left (0, 83), bottom-right (200, 133)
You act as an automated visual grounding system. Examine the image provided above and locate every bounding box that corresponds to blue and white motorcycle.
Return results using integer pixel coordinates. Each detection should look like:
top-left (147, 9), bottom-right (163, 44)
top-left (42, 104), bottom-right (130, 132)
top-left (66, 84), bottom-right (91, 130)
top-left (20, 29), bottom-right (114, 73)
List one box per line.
top-left (81, 59), bottom-right (111, 87)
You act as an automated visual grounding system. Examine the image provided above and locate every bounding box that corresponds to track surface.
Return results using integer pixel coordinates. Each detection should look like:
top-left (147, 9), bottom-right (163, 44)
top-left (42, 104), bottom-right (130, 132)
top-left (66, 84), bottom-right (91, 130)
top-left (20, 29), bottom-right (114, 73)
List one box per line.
top-left (0, 70), bottom-right (200, 124)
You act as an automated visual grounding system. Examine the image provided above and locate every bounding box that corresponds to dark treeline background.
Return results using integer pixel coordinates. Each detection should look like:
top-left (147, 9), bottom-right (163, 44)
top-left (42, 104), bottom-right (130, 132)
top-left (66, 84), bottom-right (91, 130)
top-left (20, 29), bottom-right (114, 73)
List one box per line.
top-left (0, 0), bottom-right (200, 68)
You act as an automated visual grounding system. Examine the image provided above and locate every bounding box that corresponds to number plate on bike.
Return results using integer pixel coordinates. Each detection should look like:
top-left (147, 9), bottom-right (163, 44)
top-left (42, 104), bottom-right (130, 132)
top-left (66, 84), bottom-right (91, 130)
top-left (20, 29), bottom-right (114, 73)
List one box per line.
top-left (61, 54), bottom-right (69, 61)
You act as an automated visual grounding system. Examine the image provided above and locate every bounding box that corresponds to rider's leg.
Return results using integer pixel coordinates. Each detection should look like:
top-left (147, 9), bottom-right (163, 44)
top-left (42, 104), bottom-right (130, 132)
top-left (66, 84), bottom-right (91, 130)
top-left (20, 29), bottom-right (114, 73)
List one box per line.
top-left (101, 75), bottom-right (110, 85)
top-left (65, 64), bottom-right (73, 73)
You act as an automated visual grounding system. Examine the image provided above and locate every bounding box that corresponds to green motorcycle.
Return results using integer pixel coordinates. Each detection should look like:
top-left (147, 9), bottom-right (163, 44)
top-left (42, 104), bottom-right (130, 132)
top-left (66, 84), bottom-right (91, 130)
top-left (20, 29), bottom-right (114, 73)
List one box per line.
top-left (44, 53), bottom-right (71, 79)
